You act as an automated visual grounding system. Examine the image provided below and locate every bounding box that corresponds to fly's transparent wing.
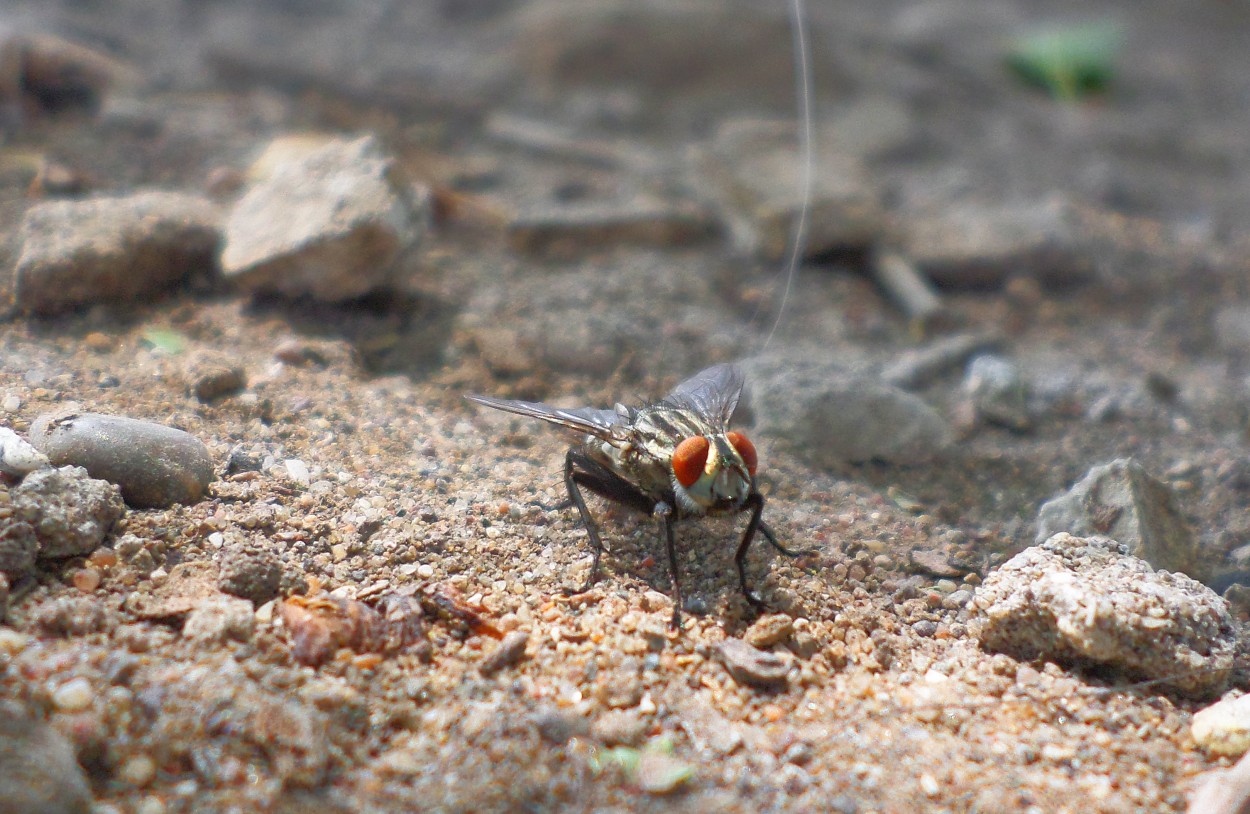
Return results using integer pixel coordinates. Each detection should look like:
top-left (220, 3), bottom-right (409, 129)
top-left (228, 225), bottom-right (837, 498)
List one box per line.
top-left (466, 395), bottom-right (624, 441)
top-left (662, 363), bottom-right (745, 426)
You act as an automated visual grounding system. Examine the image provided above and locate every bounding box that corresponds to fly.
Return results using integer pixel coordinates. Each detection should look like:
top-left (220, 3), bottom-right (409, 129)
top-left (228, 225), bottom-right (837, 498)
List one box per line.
top-left (467, 363), bottom-right (804, 628)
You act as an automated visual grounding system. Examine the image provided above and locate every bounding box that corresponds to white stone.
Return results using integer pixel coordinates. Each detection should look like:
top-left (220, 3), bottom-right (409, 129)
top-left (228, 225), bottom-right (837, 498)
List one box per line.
top-left (1193, 693), bottom-right (1250, 757)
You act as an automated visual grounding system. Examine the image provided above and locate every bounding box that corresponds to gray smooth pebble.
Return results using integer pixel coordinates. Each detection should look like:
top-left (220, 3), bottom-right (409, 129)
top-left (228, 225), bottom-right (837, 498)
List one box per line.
top-left (28, 411), bottom-right (214, 509)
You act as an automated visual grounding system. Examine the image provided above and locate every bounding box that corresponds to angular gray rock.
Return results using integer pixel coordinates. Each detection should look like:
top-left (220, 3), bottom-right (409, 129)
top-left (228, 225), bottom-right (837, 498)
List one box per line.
top-left (220, 134), bottom-right (427, 302)
top-left (972, 533), bottom-right (1237, 698)
top-left (28, 411), bottom-right (214, 509)
top-left (1035, 457), bottom-right (1206, 581)
top-left (740, 350), bottom-right (950, 467)
top-left (12, 466), bottom-right (124, 559)
top-left (14, 191), bottom-right (221, 315)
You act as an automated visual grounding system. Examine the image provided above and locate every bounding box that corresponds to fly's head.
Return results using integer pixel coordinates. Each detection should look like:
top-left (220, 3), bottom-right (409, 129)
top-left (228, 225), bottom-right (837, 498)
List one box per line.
top-left (669, 430), bottom-right (758, 514)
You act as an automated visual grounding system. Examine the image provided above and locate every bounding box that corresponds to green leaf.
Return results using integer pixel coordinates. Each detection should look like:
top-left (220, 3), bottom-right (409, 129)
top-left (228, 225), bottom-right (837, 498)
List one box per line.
top-left (141, 328), bottom-right (188, 355)
top-left (1006, 21), bottom-right (1124, 100)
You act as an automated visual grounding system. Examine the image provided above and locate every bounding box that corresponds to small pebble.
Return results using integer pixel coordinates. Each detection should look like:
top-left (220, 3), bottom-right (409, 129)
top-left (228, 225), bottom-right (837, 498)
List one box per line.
top-left (964, 354), bottom-right (1031, 431)
top-left (743, 613), bottom-right (794, 648)
top-left (1192, 693), bottom-right (1250, 757)
top-left (533, 708), bottom-right (589, 743)
top-left (479, 630), bottom-right (529, 675)
top-left (52, 677), bottom-right (93, 712)
top-left (186, 354), bottom-right (246, 402)
top-left (284, 459), bottom-right (311, 485)
top-left (635, 750), bottom-right (695, 795)
top-left (0, 628), bottom-right (29, 654)
top-left (118, 754), bottom-right (157, 787)
top-left (72, 567), bottom-right (101, 592)
top-left (717, 637), bottom-right (794, 688)
top-left (591, 709), bottom-right (648, 747)
top-left (137, 796), bottom-right (167, 814)
top-left (0, 701), bottom-right (94, 814)
top-left (1, 395), bottom-right (20, 413)
top-left (14, 191), bottom-right (220, 315)
top-left (943, 589), bottom-right (973, 609)
top-left (0, 516), bottom-right (38, 576)
top-left (0, 426), bottom-right (48, 477)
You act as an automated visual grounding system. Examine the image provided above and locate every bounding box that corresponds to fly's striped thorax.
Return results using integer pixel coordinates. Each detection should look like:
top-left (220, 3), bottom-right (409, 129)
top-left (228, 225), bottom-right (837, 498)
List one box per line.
top-left (630, 406), bottom-right (720, 464)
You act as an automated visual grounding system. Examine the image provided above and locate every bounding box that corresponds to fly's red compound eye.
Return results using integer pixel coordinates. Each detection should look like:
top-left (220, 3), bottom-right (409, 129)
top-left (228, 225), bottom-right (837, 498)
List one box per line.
top-left (727, 431), bottom-right (757, 476)
top-left (672, 436), bottom-right (710, 488)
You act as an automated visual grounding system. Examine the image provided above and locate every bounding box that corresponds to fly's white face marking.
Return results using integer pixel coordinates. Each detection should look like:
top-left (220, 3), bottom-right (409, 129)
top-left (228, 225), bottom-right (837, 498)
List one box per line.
top-left (671, 433), bottom-right (752, 515)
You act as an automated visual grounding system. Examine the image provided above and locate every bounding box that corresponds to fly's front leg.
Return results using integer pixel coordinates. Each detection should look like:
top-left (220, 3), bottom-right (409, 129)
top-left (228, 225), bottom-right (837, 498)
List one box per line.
top-left (759, 520), bottom-right (808, 558)
top-left (734, 492), bottom-right (769, 610)
top-left (653, 501), bottom-right (683, 629)
top-left (564, 449), bottom-right (606, 593)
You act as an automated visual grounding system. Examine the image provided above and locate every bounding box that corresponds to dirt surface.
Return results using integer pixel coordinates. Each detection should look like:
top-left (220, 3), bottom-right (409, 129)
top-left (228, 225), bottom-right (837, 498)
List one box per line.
top-left (2, 1), bottom-right (1250, 812)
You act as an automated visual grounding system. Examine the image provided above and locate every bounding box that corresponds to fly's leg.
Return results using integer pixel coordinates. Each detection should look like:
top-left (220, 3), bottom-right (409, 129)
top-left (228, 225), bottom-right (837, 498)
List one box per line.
top-left (734, 492), bottom-right (769, 610)
top-left (561, 448), bottom-right (657, 594)
top-left (563, 449), bottom-right (607, 593)
top-left (758, 520), bottom-right (808, 558)
top-left (653, 501), bottom-right (683, 629)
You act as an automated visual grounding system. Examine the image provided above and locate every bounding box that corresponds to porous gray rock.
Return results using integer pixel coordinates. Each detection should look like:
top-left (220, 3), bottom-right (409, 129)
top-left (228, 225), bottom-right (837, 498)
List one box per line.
top-left (971, 533), bottom-right (1237, 698)
top-left (28, 411), bottom-right (214, 509)
top-left (14, 191), bottom-right (220, 315)
top-left (12, 466), bottom-right (123, 559)
top-left (740, 350), bottom-right (950, 467)
top-left (1035, 457), bottom-right (1206, 581)
top-left (220, 134), bottom-right (427, 302)
top-left (217, 545), bottom-right (284, 605)
top-left (0, 516), bottom-right (37, 576)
